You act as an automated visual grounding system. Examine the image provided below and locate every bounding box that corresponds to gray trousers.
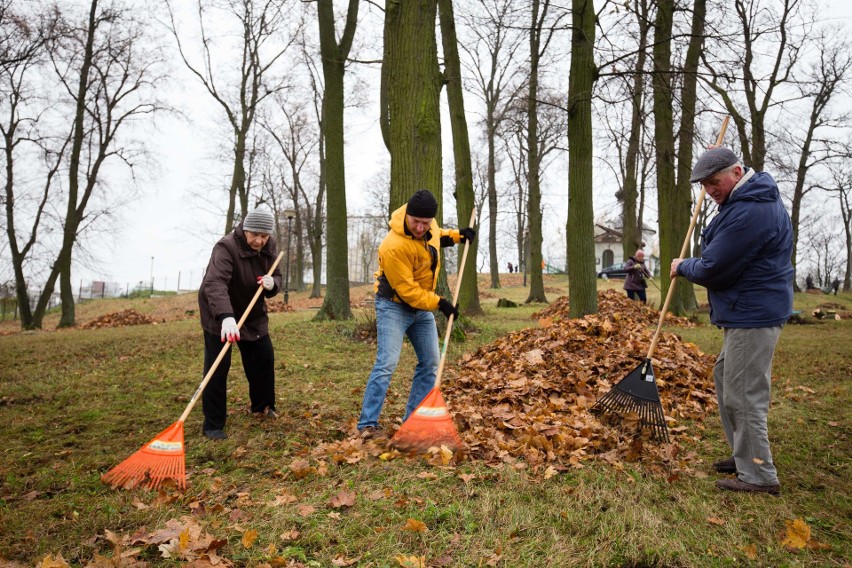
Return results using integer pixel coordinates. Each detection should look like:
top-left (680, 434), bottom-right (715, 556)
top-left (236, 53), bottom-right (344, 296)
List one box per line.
top-left (714, 326), bottom-right (782, 485)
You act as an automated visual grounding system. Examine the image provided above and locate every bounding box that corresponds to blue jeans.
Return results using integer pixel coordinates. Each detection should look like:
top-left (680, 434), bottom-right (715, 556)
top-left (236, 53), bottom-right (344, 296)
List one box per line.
top-left (357, 297), bottom-right (440, 429)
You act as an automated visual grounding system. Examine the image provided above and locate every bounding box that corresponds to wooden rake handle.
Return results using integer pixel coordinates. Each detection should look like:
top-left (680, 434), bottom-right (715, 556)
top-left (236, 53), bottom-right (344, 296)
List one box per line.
top-left (434, 208), bottom-right (477, 390)
top-left (645, 116), bottom-right (730, 360)
top-left (179, 250), bottom-right (285, 423)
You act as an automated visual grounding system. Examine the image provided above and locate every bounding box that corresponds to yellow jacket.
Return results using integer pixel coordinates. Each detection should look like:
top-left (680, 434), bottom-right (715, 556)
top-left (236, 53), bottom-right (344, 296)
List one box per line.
top-left (373, 204), bottom-right (461, 311)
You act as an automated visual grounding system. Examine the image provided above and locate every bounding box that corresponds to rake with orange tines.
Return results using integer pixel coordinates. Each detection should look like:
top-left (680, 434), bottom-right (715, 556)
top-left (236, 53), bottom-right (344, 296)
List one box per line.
top-left (102, 251), bottom-right (284, 490)
top-left (389, 209), bottom-right (477, 454)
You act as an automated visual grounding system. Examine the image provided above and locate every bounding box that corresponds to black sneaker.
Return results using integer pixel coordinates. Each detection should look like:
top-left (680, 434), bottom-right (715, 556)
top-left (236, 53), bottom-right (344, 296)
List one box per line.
top-left (203, 429), bottom-right (228, 441)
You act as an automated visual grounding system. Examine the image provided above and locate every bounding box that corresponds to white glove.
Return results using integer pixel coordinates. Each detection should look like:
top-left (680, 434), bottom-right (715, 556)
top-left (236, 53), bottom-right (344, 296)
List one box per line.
top-left (220, 317), bottom-right (240, 343)
top-left (257, 275), bottom-right (274, 291)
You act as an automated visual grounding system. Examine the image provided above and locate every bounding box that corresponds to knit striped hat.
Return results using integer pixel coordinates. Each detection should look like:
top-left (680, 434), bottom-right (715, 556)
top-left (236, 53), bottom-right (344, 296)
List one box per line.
top-left (242, 208), bottom-right (275, 234)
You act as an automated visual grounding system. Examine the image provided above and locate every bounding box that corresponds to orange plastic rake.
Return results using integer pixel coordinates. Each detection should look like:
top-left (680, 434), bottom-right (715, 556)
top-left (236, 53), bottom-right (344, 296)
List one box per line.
top-left (390, 209), bottom-right (476, 454)
top-left (102, 251), bottom-right (284, 490)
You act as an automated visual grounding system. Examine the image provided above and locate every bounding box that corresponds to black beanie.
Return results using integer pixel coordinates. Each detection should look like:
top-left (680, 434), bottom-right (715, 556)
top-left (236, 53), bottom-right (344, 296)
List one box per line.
top-left (406, 189), bottom-right (438, 218)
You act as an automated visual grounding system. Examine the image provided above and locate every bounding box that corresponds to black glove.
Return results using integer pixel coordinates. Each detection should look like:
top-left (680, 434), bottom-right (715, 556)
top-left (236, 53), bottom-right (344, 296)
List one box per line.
top-left (437, 298), bottom-right (459, 320)
top-left (459, 227), bottom-right (476, 243)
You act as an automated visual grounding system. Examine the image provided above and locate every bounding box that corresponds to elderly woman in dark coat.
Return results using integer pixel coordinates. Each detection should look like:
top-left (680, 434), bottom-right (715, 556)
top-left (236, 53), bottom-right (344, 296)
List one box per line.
top-left (197, 208), bottom-right (282, 440)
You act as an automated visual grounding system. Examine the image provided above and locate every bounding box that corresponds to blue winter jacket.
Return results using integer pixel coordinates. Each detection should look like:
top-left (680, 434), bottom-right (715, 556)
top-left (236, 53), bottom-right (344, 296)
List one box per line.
top-left (677, 170), bottom-right (793, 328)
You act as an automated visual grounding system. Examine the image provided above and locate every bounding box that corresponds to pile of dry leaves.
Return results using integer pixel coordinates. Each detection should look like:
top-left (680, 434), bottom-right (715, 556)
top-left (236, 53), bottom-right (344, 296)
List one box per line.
top-left (315, 290), bottom-right (717, 476)
top-left (81, 309), bottom-right (154, 329)
top-left (441, 289), bottom-right (715, 472)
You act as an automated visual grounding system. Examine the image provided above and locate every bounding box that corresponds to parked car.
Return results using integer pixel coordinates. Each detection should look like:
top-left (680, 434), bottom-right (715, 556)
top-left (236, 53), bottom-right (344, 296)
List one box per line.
top-left (597, 262), bottom-right (630, 279)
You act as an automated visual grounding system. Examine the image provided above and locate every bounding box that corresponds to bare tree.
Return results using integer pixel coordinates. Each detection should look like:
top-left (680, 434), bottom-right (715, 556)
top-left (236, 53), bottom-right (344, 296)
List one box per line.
top-left (314, 0), bottom-right (358, 321)
top-left (566, 0), bottom-right (595, 316)
top-left (1, 2), bottom-right (64, 329)
top-left (457, 0), bottom-right (525, 289)
top-left (41, 0), bottom-right (166, 328)
top-left (438, 0), bottom-right (481, 314)
top-left (701, 0), bottom-right (808, 171)
top-left (165, 0), bottom-right (298, 234)
top-left (770, 31), bottom-right (851, 290)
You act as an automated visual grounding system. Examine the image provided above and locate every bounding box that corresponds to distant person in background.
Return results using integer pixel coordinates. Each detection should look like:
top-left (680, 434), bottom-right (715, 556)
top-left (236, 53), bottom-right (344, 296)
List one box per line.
top-left (805, 274), bottom-right (815, 290)
top-left (623, 249), bottom-right (651, 303)
top-left (197, 207), bottom-right (283, 441)
top-left (507, 262), bottom-right (514, 274)
top-left (671, 147), bottom-right (793, 496)
top-left (831, 278), bottom-right (840, 295)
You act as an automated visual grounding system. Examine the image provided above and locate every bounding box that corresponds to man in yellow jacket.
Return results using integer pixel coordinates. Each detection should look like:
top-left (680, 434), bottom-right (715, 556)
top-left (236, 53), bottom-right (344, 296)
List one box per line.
top-left (357, 189), bottom-right (475, 440)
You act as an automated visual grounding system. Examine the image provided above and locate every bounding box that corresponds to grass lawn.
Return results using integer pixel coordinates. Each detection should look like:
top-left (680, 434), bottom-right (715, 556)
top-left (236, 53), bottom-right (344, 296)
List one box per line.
top-left (0, 275), bottom-right (849, 567)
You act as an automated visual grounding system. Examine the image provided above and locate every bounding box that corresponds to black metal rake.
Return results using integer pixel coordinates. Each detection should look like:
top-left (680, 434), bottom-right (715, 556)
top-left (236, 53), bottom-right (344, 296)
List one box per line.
top-left (591, 116), bottom-right (730, 443)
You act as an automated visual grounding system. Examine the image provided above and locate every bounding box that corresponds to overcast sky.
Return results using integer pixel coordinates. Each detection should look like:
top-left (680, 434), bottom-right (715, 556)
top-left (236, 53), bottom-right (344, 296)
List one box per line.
top-left (76, 0), bottom-right (852, 292)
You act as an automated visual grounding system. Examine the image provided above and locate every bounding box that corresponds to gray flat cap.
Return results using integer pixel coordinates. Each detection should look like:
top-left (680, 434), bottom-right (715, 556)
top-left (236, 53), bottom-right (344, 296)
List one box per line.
top-left (242, 208), bottom-right (275, 234)
top-left (690, 147), bottom-right (739, 183)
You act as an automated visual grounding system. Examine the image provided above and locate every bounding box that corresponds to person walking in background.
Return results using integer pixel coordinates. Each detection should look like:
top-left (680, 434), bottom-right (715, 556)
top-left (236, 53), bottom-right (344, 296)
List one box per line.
top-left (357, 189), bottom-right (475, 441)
top-left (197, 207), bottom-right (283, 441)
top-left (507, 262), bottom-right (514, 274)
top-left (671, 147), bottom-right (793, 495)
top-left (831, 278), bottom-right (840, 295)
top-left (623, 249), bottom-right (652, 303)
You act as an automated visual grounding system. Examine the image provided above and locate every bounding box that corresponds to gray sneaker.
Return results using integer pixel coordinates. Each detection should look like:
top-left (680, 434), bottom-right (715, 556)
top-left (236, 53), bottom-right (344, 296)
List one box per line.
top-left (203, 429), bottom-right (228, 441)
top-left (358, 426), bottom-right (386, 441)
top-left (262, 407), bottom-right (279, 419)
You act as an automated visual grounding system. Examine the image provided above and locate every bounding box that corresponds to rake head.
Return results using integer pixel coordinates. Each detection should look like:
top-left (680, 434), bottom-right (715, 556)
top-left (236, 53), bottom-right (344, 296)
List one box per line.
top-left (591, 359), bottom-right (670, 443)
top-left (102, 421), bottom-right (187, 490)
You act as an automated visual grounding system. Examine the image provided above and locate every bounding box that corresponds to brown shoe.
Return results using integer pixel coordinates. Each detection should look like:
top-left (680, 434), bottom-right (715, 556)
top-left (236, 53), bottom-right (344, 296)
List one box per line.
top-left (358, 426), bottom-right (386, 441)
top-left (713, 456), bottom-right (736, 474)
top-left (715, 478), bottom-right (780, 496)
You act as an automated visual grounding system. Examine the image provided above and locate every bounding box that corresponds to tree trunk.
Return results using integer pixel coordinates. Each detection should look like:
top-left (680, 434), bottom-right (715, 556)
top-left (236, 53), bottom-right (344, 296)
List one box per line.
top-left (384, 0), bottom-right (442, 213)
top-left (487, 121), bottom-right (500, 289)
top-left (669, 0), bottom-right (706, 314)
top-left (621, 0), bottom-right (649, 261)
top-left (525, 0), bottom-right (547, 304)
top-left (566, 0), bottom-right (597, 317)
top-left (314, 0), bottom-right (358, 321)
top-left (56, 0), bottom-right (100, 328)
top-left (651, 0), bottom-right (677, 312)
top-left (438, 0), bottom-right (481, 315)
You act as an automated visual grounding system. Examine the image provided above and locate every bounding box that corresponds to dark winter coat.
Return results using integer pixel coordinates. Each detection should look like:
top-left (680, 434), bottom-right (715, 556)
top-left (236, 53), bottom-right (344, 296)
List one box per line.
top-left (623, 257), bottom-right (651, 291)
top-left (676, 170), bottom-right (793, 328)
top-left (198, 225), bottom-right (282, 341)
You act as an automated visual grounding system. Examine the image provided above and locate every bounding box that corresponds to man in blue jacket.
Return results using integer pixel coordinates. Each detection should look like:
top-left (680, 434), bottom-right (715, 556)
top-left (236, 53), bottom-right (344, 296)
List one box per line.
top-left (671, 147), bottom-right (793, 496)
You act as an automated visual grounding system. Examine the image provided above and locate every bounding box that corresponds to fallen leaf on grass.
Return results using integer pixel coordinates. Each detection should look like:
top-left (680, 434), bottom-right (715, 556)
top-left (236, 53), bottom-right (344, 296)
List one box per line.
top-left (394, 555), bottom-right (426, 568)
top-left (781, 518), bottom-right (810, 549)
top-left (296, 504), bottom-right (315, 517)
top-left (543, 465), bottom-right (558, 480)
top-left (331, 554), bottom-right (361, 567)
top-left (329, 490), bottom-right (356, 509)
top-left (37, 554), bottom-right (70, 568)
top-left (280, 529), bottom-right (300, 541)
top-left (458, 473), bottom-right (476, 483)
top-left (289, 458), bottom-right (316, 479)
top-left (269, 492), bottom-right (298, 507)
top-left (416, 471), bottom-right (438, 480)
top-left (242, 529), bottom-right (258, 549)
top-left (706, 517), bottom-right (725, 526)
top-left (739, 544), bottom-right (757, 560)
top-left (402, 518), bottom-right (428, 533)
